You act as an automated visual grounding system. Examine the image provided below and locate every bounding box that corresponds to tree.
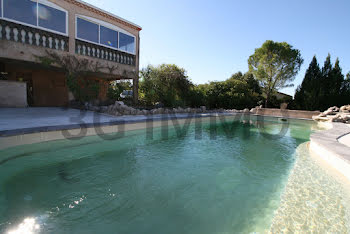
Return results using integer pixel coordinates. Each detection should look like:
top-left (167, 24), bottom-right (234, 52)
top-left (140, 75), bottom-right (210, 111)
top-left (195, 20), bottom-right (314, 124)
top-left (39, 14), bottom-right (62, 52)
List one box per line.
top-left (294, 56), bottom-right (322, 110)
top-left (248, 40), bottom-right (303, 107)
top-left (294, 55), bottom-right (349, 111)
top-left (318, 55), bottom-right (347, 110)
top-left (318, 54), bottom-right (333, 110)
top-left (340, 72), bottom-right (350, 105)
top-left (139, 64), bottom-right (193, 107)
top-left (204, 72), bottom-right (262, 110)
top-left (330, 58), bottom-right (345, 105)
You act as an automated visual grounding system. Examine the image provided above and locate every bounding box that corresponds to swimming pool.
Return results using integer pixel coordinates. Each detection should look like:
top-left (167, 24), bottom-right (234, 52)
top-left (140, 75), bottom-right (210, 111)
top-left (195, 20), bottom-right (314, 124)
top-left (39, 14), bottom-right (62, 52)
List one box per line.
top-left (0, 116), bottom-right (348, 233)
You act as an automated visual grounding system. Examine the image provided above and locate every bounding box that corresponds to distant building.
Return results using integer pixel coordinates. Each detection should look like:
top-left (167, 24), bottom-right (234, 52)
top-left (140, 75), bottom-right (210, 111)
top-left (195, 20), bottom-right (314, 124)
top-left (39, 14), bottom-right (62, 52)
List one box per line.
top-left (0, 0), bottom-right (141, 106)
top-left (275, 91), bottom-right (293, 101)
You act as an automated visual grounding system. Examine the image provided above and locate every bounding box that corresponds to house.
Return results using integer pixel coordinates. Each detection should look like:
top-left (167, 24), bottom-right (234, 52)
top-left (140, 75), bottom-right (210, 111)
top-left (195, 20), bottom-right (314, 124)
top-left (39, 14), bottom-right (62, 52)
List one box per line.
top-left (0, 0), bottom-right (141, 107)
top-left (275, 91), bottom-right (293, 101)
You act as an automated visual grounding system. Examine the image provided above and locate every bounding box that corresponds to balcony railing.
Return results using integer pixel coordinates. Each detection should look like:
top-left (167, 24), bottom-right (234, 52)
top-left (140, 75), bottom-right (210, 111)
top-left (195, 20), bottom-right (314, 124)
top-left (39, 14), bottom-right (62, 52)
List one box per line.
top-left (75, 39), bottom-right (136, 66)
top-left (0, 20), bottom-right (137, 67)
top-left (0, 19), bottom-right (69, 52)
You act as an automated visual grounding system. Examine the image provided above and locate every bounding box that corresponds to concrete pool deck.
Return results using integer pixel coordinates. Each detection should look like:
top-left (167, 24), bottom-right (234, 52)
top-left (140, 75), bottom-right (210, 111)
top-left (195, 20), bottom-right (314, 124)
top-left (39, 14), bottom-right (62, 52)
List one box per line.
top-left (0, 107), bottom-right (239, 150)
top-left (310, 122), bottom-right (350, 182)
top-left (0, 107), bottom-right (227, 137)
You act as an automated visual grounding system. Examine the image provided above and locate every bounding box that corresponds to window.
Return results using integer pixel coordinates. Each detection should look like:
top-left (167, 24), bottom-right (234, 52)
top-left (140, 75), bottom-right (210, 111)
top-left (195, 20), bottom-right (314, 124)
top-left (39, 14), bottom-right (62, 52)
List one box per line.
top-left (3, 0), bottom-right (37, 26)
top-left (100, 26), bottom-right (118, 49)
top-left (119, 32), bottom-right (135, 54)
top-left (2, 0), bottom-right (67, 35)
top-left (76, 15), bottom-right (136, 54)
top-left (38, 3), bottom-right (66, 34)
top-left (77, 17), bottom-right (99, 44)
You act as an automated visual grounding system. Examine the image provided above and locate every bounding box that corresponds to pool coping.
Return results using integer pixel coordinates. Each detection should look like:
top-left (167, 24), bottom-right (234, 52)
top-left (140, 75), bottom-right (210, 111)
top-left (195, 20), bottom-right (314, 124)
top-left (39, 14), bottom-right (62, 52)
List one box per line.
top-left (0, 113), bottom-right (221, 137)
top-left (0, 113), bottom-right (239, 150)
top-left (0, 112), bottom-right (316, 151)
top-left (310, 122), bottom-right (350, 182)
top-left (0, 112), bottom-right (314, 137)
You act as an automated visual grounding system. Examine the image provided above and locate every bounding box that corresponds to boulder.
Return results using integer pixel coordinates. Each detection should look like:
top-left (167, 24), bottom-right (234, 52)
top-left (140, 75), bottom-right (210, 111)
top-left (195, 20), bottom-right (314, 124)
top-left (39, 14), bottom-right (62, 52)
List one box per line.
top-left (177, 107), bottom-right (184, 113)
top-left (340, 114), bottom-right (350, 121)
top-left (140, 110), bottom-right (148, 115)
top-left (115, 101), bottom-right (125, 106)
top-left (250, 108), bottom-right (257, 114)
top-left (340, 105), bottom-right (350, 112)
top-left (113, 110), bottom-right (122, 116)
top-left (100, 106), bottom-right (108, 113)
top-left (329, 113), bottom-right (344, 123)
top-left (243, 108), bottom-right (250, 113)
top-left (328, 106), bottom-right (339, 112)
top-left (130, 109), bottom-right (138, 115)
top-left (312, 115), bottom-right (329, 122)
top-left (89, 106), bottom-right (100, 112)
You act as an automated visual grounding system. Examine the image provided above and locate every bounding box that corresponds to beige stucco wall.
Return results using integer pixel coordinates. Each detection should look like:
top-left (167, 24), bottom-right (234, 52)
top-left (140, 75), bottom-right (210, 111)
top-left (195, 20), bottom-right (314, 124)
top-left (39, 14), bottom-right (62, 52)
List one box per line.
top-left (0, 80), bottom-right (27, 107)
top-left (0, 0), bottom-right (140, 80)
top-left (49, 0), bottom-right (140, 76)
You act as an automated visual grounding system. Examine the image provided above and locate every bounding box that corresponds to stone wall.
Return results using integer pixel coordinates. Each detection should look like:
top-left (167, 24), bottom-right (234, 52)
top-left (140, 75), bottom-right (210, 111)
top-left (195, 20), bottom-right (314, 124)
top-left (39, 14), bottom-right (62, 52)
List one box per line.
top-left (255, 108), bottom-right (321, 120)
top-left (0, 80), bottom-right (27, 107)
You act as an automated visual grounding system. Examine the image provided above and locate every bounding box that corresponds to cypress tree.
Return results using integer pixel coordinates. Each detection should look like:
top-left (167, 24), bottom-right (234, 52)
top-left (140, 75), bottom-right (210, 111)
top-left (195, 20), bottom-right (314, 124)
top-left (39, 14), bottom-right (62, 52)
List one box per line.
top-left (340, 72), bottom-right (350, 105)
top-left (330, 58), bottom-right (345, 105)
top-left (294, 56), bottom-right (322, 110)
top-left (319, 54), bottom-right (333, 110)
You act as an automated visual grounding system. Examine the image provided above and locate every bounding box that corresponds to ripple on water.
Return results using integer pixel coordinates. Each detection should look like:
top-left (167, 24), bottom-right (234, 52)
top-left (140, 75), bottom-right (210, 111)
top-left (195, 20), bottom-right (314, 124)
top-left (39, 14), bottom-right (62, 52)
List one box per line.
top-left (270, 143), bottom-right (350, 233)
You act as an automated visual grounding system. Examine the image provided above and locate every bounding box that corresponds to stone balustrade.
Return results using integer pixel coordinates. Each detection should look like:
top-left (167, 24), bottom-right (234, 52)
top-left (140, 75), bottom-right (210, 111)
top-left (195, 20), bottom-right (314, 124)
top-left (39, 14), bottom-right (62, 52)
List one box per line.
top-left (0, 19), bottom-right (136, 67)
top-left (75, 39), bottom-right (136, 66)
top-left (0, 19), bottom-right (69, 52)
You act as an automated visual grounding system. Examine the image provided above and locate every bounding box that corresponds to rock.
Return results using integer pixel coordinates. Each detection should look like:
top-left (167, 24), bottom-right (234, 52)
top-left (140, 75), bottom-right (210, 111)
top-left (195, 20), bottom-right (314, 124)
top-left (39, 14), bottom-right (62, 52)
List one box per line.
top-left (324, 109), bottom-right (336, 116)
top-left (115, 101), bottom-right (124, 106)
top-left (135, 110), bottom-right (143, 115)
top-left (243, 108), bottom-right (250, 113)
top-left (90, 106), bottom-right (100, 112)
top-left (100, 106), bottom-right (108, 113)
top-left (177, 107), bottom-right (184, 113)
top-left (113, 110), bottom-right (122, 116)
top-left (328, 113), bottom-right (343, 123)
top-left (328, 106), bottom-right (339, 112)
top-left (200, 106), bottom-right (207, 112)
top-left (155, 102), bottom-right (164, 108)
top-left (130, 109), bottom-right (138, 115)
top-left (250, 108), bottom-right (257, 114)
top-left (152, 108), bottom-right (164, 115)
top-left (340, 105), bottom-right (350, 112)
top-left (340, 114), bottom-right (350, 121)
top-left (312, 115), bottom-right (329, 122)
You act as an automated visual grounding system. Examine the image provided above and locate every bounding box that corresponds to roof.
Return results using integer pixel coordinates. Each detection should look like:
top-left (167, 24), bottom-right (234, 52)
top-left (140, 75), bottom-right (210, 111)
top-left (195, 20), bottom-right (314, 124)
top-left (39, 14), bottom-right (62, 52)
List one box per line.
top-left (66, 0), bottom-right (142, 31)
top-left (276, 91), bottom-right (293, 98)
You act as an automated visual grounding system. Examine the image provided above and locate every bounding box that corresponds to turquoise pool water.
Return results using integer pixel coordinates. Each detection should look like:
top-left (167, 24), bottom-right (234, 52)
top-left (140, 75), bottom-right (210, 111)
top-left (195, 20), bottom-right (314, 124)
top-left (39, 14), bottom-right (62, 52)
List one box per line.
top-left (0, 116), bottom-right (329, 233)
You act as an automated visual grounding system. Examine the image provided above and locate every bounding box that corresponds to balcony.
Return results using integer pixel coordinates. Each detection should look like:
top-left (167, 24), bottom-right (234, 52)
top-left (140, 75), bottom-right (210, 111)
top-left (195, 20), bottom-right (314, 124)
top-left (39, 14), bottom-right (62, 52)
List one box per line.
top-left (0, 19), bottom-right (137, 83)
top-left (75, 39), bottom-right (136, 66)
top-left (0, 19), bottom-right (69, 52)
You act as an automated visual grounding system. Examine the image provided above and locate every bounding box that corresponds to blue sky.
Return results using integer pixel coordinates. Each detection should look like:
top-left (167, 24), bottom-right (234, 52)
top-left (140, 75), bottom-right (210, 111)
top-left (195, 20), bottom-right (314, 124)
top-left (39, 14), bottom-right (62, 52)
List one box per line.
top-left (84, 0), bottom-right (350, 96)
